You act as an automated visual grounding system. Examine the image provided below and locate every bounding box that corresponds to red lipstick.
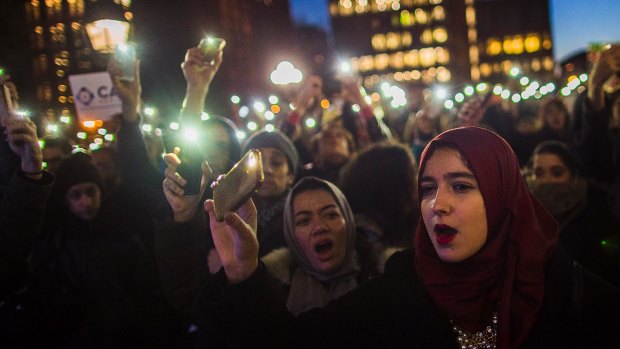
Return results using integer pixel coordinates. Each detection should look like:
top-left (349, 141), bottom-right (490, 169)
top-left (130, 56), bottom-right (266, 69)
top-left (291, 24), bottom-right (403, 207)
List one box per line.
top-left (434, 224), bottom-right (457, 245)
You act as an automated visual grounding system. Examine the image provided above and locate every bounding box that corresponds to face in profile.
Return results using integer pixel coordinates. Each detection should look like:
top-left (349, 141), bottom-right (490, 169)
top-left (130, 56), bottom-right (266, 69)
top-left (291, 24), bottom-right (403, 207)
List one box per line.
top-left (531, 153), bottom-right (572, 184)
top-left (66, 182), bottom-right (101, 221)
top-left (419, 147), bottom-right (488, 263)
top-left (254, 147), bottom-right (294, 199)
top-left (202, 123), bottom-right (232, 175)
top-left (292, 189), bottom-right (348, 274)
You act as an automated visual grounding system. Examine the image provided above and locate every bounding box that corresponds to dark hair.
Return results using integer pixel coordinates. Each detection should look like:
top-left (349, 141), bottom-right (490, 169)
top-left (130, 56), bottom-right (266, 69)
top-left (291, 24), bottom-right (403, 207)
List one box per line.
top-left (340, 142), bottom-right (418, 246)
top-left (309, 121), bottom-right (356, 157)
top-left (43, 137), bottom-right (73, 155)
top-left (530, 140), bottom-right (580, 176)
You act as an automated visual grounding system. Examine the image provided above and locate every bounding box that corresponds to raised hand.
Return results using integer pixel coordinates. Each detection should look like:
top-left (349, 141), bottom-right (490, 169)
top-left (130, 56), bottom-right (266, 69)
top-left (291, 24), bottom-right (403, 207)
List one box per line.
top-left (162, 148), bottom-right (213, 222)
top-left (3, 115), bottom-right (42, 177)
top-left (204, 191), bottom-right (258, 284)
top-left (108, 58), bottom-right (141, 122)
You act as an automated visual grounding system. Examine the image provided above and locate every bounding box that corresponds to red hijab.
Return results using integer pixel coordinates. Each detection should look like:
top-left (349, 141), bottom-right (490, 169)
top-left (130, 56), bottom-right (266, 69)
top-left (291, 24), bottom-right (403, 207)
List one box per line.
top-left (414, 127), bottom-right (558, 348)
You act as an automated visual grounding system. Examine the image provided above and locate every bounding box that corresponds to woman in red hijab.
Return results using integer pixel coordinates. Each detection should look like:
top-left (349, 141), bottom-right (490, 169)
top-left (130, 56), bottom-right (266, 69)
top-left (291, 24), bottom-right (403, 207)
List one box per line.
top-left (199, 127), bottom-right (620, 348)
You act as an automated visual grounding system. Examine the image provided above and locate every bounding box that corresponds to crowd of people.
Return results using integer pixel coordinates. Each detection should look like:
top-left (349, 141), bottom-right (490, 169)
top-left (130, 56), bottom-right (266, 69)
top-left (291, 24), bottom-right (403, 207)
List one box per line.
top-left (1, 40), bottom-right (619, 348)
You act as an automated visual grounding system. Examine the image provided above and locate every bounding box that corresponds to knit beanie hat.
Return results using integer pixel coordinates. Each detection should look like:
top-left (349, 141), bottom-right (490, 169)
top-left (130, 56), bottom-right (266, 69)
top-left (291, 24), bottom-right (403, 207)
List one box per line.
top-left (54, 151), bottom-right (104, 199)
top-left (243, 130), bottom-right (299, 176)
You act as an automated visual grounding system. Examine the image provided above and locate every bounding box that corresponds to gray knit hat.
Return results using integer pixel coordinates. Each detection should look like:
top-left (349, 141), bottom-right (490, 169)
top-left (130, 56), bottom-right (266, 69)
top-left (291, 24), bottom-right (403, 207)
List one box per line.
top-left (243, 130), bottom-right (299, 176)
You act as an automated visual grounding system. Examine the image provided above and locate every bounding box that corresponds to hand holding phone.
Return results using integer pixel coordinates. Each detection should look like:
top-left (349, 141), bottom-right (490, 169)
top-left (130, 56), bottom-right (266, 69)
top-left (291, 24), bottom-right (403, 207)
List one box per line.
top-left (175, 142), bottom-right (207, 196)
top-left (212, 149), bottom-right (264, 222)
top-left (198, 36), bottom-right (226, 64)
top-left (115, 43), bottom-right (136, 81)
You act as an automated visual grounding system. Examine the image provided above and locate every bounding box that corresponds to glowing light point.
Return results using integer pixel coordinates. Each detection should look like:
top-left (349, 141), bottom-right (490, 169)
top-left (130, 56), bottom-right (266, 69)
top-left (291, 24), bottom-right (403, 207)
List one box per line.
top-left (579, 73), bottom-right (588, 82)
top-left (77, 132), bottom-right (87, 139)
top-left (169, 122), bottom-right (180, 130)
top-left (104, 134), bottom-right (115, 141)
top-left (201, 112), bottom-right (210, 121)
top-left (444, 100), bottom-right (454, 109)
top-left (247, 121), bottom-right (258, 131)
top-left (265, 124), bottom-right (275, 132)
top-left (475, 83), bottom-right (488, 92)
top-left (509, 67), bottom-right (520, 77)
top-left (464, 86), bottom-right (474, 96)
top-left (493, 85), bottom-right (503, 95)
top-left (264, 111), bottom-right (275, 121)
top-left (305, 118), bottom-right (316, 128)
top-left (231, 95), bottom-right (241, 104)
top-left (183, 128), bottom-right (199, 142)
top-left (144, 107), bottom-right (155, 116)
top-left (236, 131), bottom-right (246, 140)
top-left (141, 124), bottom-right (152, 132)
top-left (511, 94), bottom-right (521, 103)
top-left (89, 143), bottom-right (101, 151)
top-left (455, 93), bottom-right (465, 102)
top-left (268, 95), bottom-right (279, 104)
top-left (239, 106), bottom-right (249, 118)
top-left (97, 128), bottom-right (107, 135)
top-left (253, 101), bottom-right (266, 113)
top-left (519, 77), bottom-right (529, 86)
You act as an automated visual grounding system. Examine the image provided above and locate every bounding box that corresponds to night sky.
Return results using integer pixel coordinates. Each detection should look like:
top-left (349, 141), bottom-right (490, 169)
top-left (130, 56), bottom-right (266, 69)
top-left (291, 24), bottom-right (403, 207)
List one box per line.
top-left (289, 0), bottom-right (620, 62)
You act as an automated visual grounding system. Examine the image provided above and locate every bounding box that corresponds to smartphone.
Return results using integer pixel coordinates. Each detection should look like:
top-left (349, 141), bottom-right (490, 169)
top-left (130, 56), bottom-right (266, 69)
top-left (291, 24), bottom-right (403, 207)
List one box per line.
top-left (115, 43), bottom-right (136, 81)
top-left (176, 142), bottom-right (206, 196)
top-left (213, 149), bottom-right (264, 222)
top-left (198, 36), bottom-right (226, 63)
top-left (0, 84), bottom-right (14, 126)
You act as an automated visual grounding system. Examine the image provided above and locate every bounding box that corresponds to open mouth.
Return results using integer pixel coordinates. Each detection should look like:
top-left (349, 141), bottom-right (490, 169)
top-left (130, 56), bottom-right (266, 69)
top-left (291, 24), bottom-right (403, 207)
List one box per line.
top-left (434, 224), bottom-right (457, 244)
top-left (314, 240), bottom-right (334, 255)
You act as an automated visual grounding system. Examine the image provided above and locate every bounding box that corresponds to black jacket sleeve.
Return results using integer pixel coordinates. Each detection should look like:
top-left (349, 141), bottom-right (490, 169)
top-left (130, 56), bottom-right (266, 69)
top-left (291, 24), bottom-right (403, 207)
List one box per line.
top-left (0, 171), bottom-right (53, 300)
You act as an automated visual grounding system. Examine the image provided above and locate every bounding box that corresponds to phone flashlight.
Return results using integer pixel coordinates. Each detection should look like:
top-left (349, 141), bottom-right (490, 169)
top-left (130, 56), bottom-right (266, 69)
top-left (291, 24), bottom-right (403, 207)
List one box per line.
top-left (198, 36), bottom-right (226, 63)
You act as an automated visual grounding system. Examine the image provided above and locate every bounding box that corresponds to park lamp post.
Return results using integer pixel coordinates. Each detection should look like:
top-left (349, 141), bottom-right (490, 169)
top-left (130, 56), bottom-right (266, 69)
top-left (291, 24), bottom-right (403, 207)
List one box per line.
top-left (83, 0), bottom-right (131, 54)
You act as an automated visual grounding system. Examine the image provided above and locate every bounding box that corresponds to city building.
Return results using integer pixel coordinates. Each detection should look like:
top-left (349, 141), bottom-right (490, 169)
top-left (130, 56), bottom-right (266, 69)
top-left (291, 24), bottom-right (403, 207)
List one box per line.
top-left (329, 0), bottom-right (554, 89)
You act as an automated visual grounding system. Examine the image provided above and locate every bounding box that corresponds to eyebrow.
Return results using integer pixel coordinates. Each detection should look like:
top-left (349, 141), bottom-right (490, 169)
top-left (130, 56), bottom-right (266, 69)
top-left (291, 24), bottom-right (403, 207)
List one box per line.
top-left (420, 172), bottom-right (476, 182)
top-left (294, 204), bottom-right (339, 217)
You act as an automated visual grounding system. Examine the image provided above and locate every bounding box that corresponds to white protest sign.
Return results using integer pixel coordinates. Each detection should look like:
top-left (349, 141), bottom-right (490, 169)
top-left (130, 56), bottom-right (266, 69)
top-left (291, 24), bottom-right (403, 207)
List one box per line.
top-left (68, 72), bottom-right (121, 122)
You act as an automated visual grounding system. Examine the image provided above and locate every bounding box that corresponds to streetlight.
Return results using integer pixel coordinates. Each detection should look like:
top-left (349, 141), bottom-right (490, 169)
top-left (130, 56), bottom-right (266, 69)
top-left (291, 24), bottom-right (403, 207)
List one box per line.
top-left (83, 0), bottom-right (131, 54)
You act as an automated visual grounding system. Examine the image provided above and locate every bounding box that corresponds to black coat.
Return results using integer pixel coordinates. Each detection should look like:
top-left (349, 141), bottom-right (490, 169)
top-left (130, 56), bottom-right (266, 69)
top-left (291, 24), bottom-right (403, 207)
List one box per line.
top-left (197, 249), bottom-right (620, 349)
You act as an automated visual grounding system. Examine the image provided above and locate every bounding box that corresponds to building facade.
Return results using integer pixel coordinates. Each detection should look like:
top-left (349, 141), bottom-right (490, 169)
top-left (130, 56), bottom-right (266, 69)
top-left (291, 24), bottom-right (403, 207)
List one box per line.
top-left (329, 0), bottom-right (553, 89)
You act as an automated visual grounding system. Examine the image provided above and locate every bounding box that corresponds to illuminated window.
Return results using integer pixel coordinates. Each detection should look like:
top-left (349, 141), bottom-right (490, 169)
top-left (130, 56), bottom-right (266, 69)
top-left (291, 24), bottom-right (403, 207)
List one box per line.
top-left (501, 60), bottom-right (513, 74)
top-left (471, 65), bottom-right (480, 81)
top-left (531, 58), bottom-right (541, 72)
top-left (431, 6), bottom-right (445, 21)
top-left (469, 45), bottom-right (479, 64)
top-left (542, 34), bottom-right (552, 50)
top-left (437, 66), bottom-right (451, 82)
top-left (394, 72), bottom-right (404, 81)
top-left (404, 49), bottom-right (419, 67)
top-left (34, 26), bottom-right (44, 49)
top-left (58, 84), bottom-right (67, 92)
top-left (402, 31), bottom-right (412, 46)
top-left (480, 63), bottom-right (492, 77)
top-left (391, 1), bottom-right (400, 11)
top-left (429, 0), bottom-right (443, 4)
top-left (433, 28), bottom-right (448, 43)
top-left (415, 8), bottom-right (428, 24)
top-left (59, 96), bottom-right (67, 103)
top-left (372, 34), bottom-right (386, 51)
top-left (465, 6), bottom-right (476, 26)
top-left (435, 47), bottom-right (449, 64)
top-left (512, 35), bottom-right (524, 54)
top-left (57, 70), bottom-right (65, 77)
top-left (486, 38), bottom-right (501, 56)
top-left (468, 29), bottom-right (477, 42)
top-left (524, 34), bottom-right (541, 53)
top-left (403, 71), bottom-right (412, 80)
top-left (419, 47), bottom-right (435, 67)
top-left (543, 57), bottom-right (554, 71)
top-left (391, 52), bottom-right (405, 69)
top-left (421, 29), bottom-right (433, 44)
top-left (386, 32), bottom-right (400, 50)
top-left (400, 10), bottom-right (413, 26)
top-left (30, 0), bottom-right (41, 21)
top-left (502, 38), bottom-right (513, 54)
top-left (411, 70), bottom-right (421, 80)
top-left (359, 55), bottom-right (374, 71)
top-left (375, 54), bottom-right (390, 70)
